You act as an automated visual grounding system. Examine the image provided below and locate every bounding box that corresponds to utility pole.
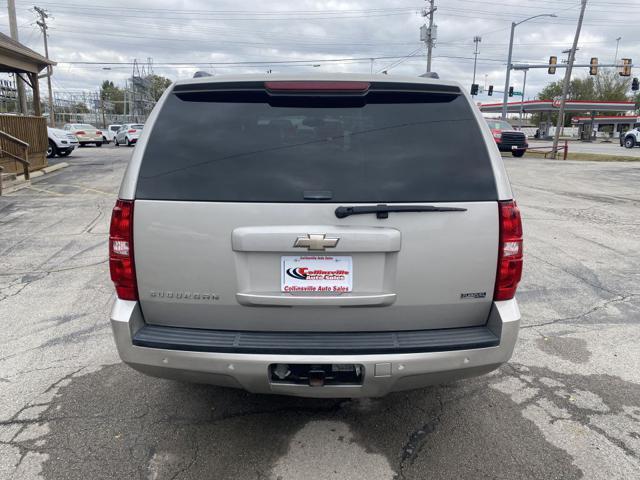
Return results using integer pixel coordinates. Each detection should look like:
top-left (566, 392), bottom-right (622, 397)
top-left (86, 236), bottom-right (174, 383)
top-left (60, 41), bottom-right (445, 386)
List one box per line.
top-left (34, 6), bottom-right (55, 126)
top-left (552, 0), bottom-right (588, 159)
top-left (421, 0), bottom-right (437, 73)
top-left (502, 23), bottom-right (516, 119)
top-left (7, 0), bottom-right (27, 114)
top-left (472, 36), bottom-right (481, 97)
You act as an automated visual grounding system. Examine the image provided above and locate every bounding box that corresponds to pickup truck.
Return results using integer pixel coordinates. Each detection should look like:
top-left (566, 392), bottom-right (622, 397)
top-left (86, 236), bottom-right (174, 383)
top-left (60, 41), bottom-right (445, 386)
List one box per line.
top-left (485, 119), bottom-right (528, 157)
top-left (621, 128), bottom-right (640, 148)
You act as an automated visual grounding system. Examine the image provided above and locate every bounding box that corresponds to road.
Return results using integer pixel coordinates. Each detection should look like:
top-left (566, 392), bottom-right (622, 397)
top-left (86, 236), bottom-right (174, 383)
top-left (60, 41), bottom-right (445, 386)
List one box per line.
top-left (1, 147), bottom-right (639, 479)
top-left (529, 139), bottom-right (640, 158)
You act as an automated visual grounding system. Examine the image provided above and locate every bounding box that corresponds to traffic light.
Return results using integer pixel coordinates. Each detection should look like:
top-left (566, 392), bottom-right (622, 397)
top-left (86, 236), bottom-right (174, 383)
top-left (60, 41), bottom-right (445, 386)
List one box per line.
top-left (589, 57), bottom-right (598, 75)
top-left (632, 78), bottom-right (639, 91)
top-left (488, 85), bottom-right (494, 96)
top-left (548, 56), bottom-right (557, 74)
top-left (508, 86), bottom-right (514, 97)
top-left (471, 83), bottom-right (479, 96)
top-left (619, 58), bottom-right (632, 77)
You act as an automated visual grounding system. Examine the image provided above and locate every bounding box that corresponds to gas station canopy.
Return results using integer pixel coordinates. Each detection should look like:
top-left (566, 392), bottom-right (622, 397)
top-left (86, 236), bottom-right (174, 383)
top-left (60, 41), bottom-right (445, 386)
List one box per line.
top-left (479, 100), bottom-right (636, 114)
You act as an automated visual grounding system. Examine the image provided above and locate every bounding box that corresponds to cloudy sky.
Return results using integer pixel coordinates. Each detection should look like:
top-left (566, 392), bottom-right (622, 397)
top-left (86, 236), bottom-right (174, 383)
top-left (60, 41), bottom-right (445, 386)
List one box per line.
top-left (0, 0), bottom-right (637, 101)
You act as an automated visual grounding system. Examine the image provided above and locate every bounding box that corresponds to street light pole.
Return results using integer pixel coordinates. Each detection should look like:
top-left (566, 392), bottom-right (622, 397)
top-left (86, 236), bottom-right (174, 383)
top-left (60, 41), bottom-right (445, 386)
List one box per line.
top-left (614, 36), bottom-right (622, 64)
top-left (501, 13), bottom-right (557, 120)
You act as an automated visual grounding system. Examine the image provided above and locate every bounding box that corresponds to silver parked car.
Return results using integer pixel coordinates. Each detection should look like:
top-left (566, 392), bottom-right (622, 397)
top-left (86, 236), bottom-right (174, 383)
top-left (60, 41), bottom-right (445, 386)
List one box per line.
top-left (109, 74), bottom-right (523, 398)
top-left (114, 123), bottom-right (144, 146)
top-left (63, 123), bottom-right (103, 147)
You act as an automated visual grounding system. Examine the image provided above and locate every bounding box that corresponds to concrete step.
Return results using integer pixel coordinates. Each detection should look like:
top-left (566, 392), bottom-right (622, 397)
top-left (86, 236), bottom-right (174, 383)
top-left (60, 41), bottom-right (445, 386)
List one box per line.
top-left (1, 173), bottom-right (30, 195)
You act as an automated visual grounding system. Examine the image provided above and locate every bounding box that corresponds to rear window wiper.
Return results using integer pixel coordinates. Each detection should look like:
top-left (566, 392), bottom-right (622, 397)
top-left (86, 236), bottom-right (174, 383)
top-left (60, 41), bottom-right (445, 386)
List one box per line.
top-left (335, 204), bottom-right (467, 219)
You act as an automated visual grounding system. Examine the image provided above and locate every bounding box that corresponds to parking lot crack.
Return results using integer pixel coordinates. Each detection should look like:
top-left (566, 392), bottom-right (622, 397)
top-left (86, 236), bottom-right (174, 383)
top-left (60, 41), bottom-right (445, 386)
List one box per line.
top-left (521, 294), bottom-right (638, 330)
top-left (396, 393), bottom-right (445, 479)
top-left (526, 251), bottom-right (624, 297)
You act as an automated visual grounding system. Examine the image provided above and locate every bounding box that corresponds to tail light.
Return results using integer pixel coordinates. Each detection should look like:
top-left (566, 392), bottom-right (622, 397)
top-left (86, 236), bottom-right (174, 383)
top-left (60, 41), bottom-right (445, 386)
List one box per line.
top-left (494, 200), bottom-right (523, 301)
top-left (109, 199), bottom-right (137, 300)
top-left (96, 130), bottom-right (102, 135)
top-left (128, 129), bottom-right (136, 133)
top-left (76, 130), bottom-right (85, 135)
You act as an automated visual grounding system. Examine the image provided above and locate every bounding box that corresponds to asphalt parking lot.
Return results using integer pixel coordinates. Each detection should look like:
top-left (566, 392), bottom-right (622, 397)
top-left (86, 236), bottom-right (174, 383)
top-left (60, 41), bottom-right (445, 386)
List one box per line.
top-left (1, 146), bottom-right (639, 479)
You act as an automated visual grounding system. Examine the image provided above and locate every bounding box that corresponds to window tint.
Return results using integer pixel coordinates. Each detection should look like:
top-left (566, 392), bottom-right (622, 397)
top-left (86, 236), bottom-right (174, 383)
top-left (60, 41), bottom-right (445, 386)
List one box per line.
top-left (136, 87), bottom-right (497, 203)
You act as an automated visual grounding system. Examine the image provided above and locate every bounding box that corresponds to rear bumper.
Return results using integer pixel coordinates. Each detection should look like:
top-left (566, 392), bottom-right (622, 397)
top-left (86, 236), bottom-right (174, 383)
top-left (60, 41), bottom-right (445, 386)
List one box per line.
top-left (110, 299), bottom-right (520, 398)
top-left (497, 143), bottom-right (528, 152)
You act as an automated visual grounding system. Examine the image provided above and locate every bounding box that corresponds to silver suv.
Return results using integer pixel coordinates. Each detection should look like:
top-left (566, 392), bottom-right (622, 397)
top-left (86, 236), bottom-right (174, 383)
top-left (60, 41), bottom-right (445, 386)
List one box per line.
top-left (109, 75), bottom-right (523, 398)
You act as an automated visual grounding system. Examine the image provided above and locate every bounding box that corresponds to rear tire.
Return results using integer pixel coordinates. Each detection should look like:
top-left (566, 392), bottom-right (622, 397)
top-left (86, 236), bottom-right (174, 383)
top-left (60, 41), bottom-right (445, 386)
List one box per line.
top-left (46, 140), bottom-right (57, 158)
top-left (95, 142), bottom-right (102, 147)
top-left (512, 150), bottom-right (525, 157)
top-left (624, 137), bottom-right (635, 148)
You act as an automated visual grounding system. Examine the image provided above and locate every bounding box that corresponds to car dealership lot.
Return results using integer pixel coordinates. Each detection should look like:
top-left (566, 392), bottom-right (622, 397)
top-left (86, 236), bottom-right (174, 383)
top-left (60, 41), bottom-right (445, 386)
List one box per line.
top-left (1, 147), bottom-right (639, 479)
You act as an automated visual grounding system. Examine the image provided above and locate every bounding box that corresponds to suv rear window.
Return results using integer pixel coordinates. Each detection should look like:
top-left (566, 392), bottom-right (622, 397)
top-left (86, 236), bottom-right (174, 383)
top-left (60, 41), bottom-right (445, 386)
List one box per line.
top-left (136, 83), bottom-right (497, 203)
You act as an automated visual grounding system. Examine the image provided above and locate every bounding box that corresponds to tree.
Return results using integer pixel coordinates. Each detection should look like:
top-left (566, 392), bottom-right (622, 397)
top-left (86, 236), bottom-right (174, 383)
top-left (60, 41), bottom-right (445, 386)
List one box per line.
top-left (593, 69), bottom-right (631, 102)
top-left (71, 102), bottom-right (90, 114)
top-left (100, 80), bottom-right (125, 114)
top-left (147, 75), bottom-right (172, 101)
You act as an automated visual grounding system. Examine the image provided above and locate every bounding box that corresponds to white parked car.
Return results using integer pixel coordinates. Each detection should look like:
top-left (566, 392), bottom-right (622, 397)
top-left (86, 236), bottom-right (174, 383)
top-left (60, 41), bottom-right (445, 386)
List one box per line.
top-left (47, 127), bottom-right (79, 158)
top-left (102, 124), bottom-right (122, 144)
top-left (114, 124), bottom-right (144, 147)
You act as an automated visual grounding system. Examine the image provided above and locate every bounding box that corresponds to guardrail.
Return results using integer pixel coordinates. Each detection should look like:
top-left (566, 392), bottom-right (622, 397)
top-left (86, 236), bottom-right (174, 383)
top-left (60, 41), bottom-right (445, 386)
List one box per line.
top-left (528, 140), bottom-right (569, 160)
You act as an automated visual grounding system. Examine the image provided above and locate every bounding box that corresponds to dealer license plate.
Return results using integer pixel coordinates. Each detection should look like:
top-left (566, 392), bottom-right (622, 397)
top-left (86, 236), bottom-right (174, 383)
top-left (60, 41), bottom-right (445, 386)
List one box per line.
top-left (281, 256), bottom-right (352, 293)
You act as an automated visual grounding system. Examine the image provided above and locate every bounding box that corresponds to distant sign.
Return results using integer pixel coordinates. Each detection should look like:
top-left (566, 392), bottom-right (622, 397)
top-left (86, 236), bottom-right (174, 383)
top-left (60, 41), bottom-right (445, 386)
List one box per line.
top-left (552, 96), bottom-right (562, 108)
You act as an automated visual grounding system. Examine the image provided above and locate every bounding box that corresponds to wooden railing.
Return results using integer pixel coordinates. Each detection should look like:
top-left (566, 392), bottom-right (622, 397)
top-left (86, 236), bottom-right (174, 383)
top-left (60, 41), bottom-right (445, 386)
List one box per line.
top-left (0, 130), bottom-right (30, 180)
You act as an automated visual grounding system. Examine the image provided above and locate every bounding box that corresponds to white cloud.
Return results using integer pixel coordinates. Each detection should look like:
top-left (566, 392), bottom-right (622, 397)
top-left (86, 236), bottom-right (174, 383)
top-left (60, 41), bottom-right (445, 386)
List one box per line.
top-left (0, 0), bottom-right (637, 99)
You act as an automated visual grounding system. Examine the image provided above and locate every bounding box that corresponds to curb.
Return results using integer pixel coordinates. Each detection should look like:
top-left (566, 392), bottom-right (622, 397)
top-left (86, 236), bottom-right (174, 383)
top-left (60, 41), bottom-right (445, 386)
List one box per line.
top-left (15, 162), bottom-right (69, 182)
top-left (42, 162), bottom-right (69, 174)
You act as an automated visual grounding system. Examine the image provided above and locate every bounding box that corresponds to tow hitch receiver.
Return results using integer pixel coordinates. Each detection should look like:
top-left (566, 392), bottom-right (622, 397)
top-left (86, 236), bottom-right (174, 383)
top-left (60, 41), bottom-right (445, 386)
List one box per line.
top-left (269, 364), bottom-right (364, 386)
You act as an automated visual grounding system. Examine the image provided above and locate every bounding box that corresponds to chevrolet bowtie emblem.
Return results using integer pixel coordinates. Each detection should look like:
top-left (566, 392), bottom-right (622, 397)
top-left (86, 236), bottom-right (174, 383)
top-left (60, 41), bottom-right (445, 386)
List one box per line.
top-left (294, 234), bottom-right (340, 251)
